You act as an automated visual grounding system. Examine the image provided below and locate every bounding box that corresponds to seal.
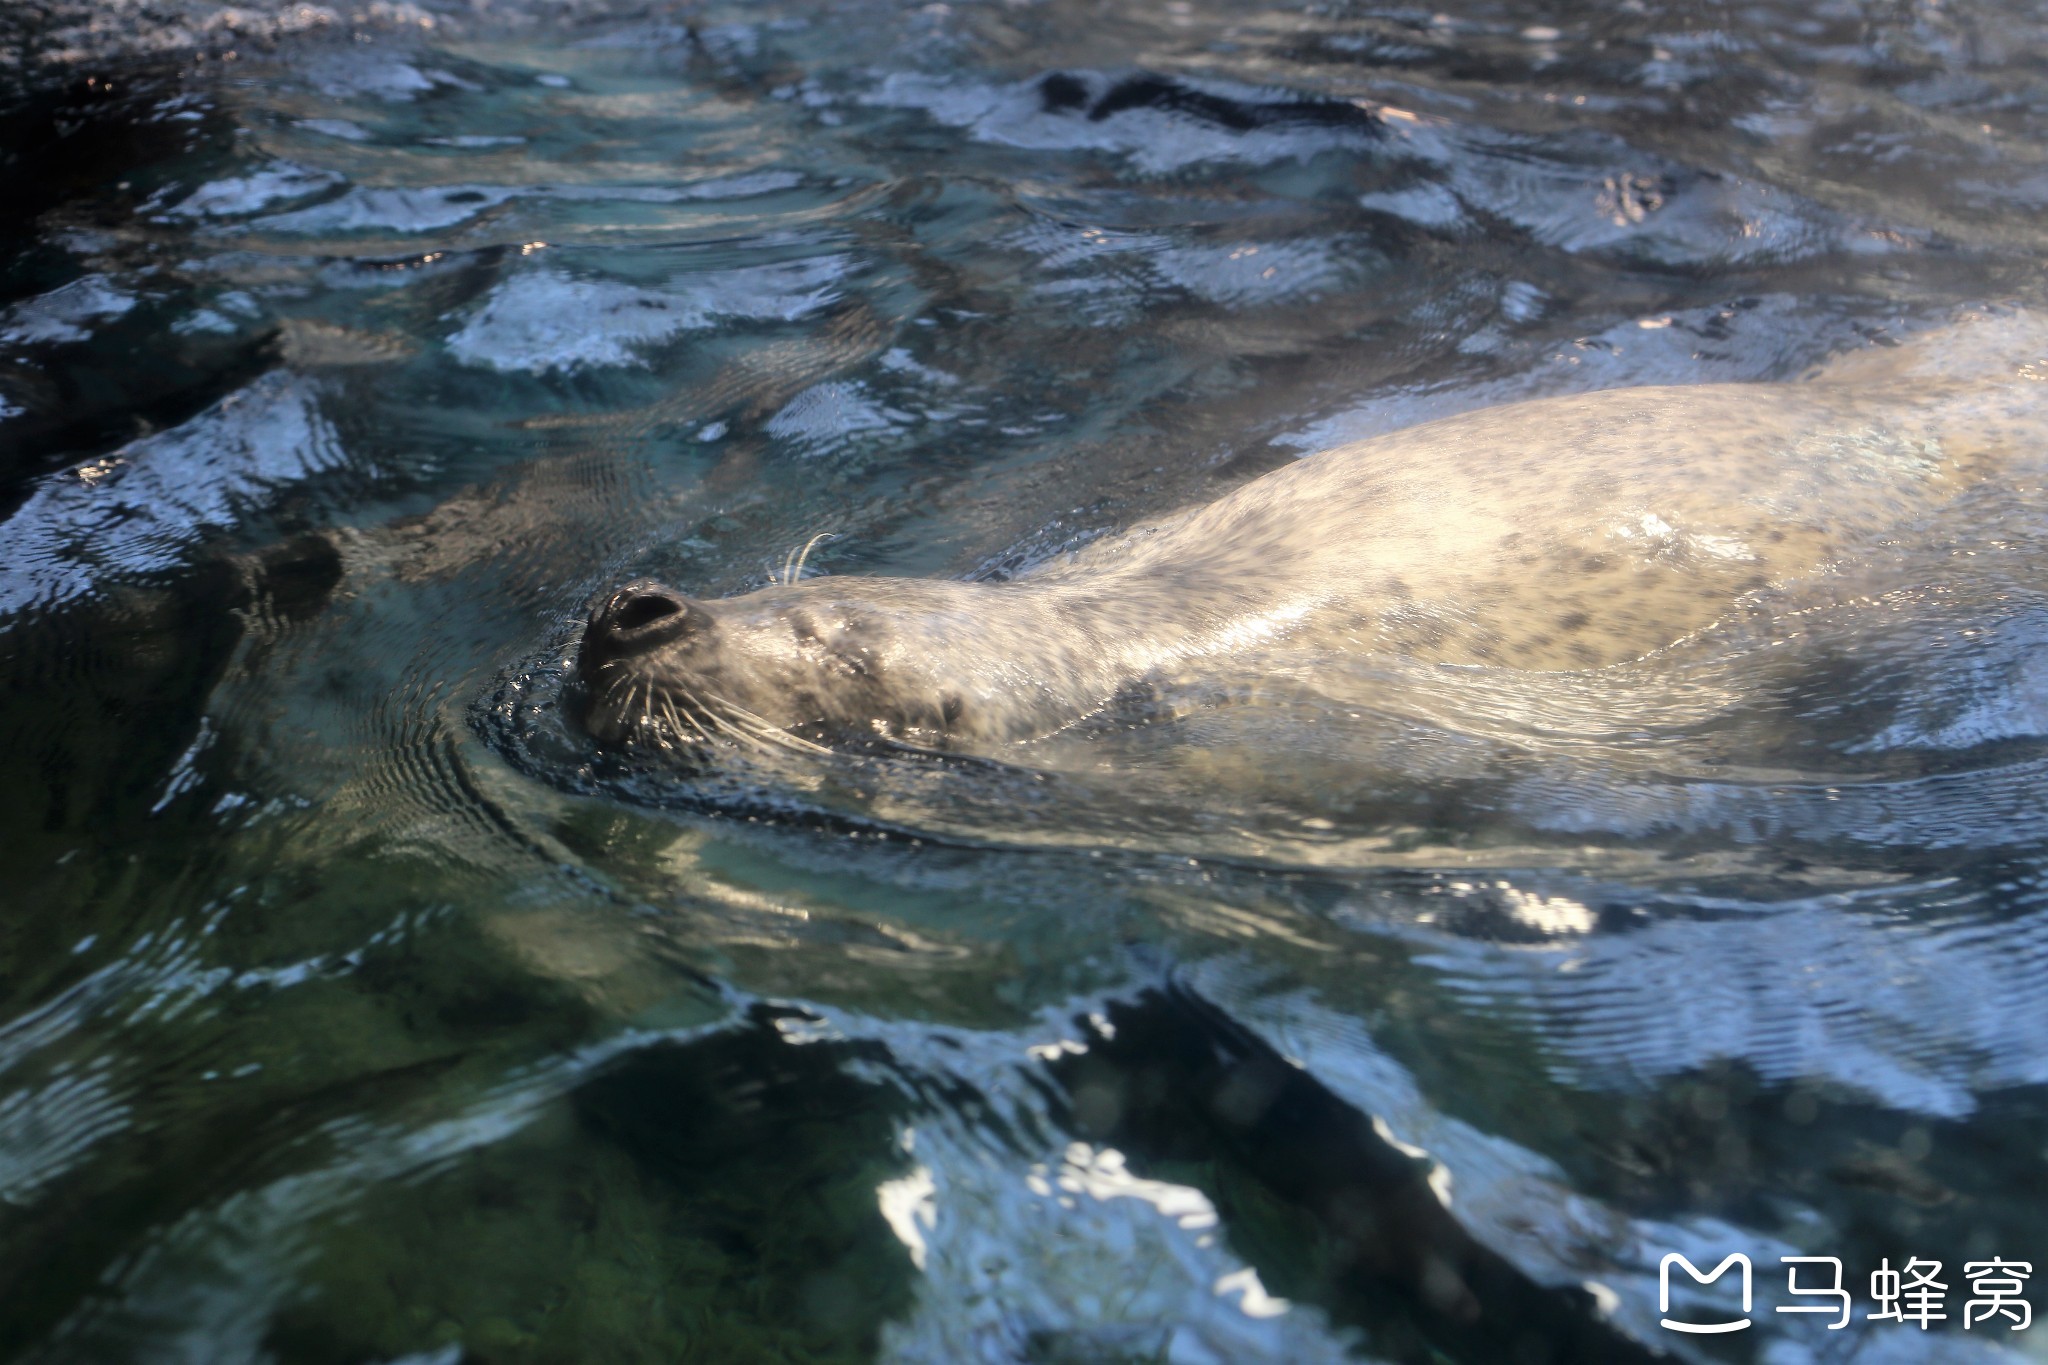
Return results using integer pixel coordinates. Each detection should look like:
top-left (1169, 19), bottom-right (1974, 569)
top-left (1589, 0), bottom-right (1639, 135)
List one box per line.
top-left (577, 310), bottom-right (2048, 755)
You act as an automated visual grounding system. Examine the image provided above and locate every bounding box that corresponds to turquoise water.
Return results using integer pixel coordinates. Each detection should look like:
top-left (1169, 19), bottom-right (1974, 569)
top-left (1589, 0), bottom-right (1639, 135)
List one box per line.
top-left (4, 0), bottom-right (2048, 1360)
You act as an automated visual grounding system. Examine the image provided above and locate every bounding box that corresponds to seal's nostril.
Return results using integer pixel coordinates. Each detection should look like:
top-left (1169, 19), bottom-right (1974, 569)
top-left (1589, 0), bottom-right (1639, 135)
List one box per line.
top-left (611, 591), bottom-right (683, 634)
top-left (588, 581), bottom-right (707, 658)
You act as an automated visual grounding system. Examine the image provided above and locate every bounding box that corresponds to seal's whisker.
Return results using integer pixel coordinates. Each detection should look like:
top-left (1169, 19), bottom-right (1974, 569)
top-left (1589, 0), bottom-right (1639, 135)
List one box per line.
top-left (703, 691), bottom-right (805, 751)
top-left (707, 703), bottom-right (781, 753)
top-left (636, 683), bottom-right (741, 753)
top-left (609, 676), bottom-right (636, 741)
top-left (688, 695), bottom-right (746, 752)
top-left (706, 691), bottom-right (834, 756)
top-left (593, 669), bottom-right (631, 729)
top-left (693, 702), bottom-right (767, 759)
top-left (706, 691), bottom-right (785, 737)
top-left (790, 531), bottom-right (836, 584)
top-left (666, 696), bottom-right (705, 744)
top-left (706, 709), bottom-right (765, 757)
top-left (684, 703), bottom-right (716, 749)
top-left (632, 678), bottom-right (657, 738)
top-left (676, 697), bottom-right (721, 750)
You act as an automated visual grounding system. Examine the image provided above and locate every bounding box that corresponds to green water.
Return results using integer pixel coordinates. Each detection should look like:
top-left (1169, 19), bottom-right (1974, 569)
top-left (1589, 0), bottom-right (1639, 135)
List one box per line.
top-left (5, 0), bottom-right (2048, 1360)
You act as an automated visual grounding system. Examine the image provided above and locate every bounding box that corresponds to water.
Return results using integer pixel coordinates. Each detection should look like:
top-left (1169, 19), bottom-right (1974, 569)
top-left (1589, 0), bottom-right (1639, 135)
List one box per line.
top-left (4, 0), bottom-right (2048, 1360)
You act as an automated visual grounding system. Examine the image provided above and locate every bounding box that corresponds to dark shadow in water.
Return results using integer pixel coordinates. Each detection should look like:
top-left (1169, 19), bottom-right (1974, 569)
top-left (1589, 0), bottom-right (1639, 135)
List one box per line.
top-left (0, 1046), bottom-right (480, 1362)
top-left (1554, 1056), bottom-right (2048, 1290)
top-left (0, 66), bottom-right (280, 504)
top-left (0, 68), bottom-right (210, 251)
top-left (1038, 70), bottom-right (1386, 136)
top-left (263, 1004), bottom-right (918, 1365)
top-left (1047, 985), bottom-right (1661, 1365)
top-left (0, 533), bottom-right (341, 868)
top-left (575, 1005), bottom-right (920, 1339)
top-left (0, 325), bottom-right (281, 516)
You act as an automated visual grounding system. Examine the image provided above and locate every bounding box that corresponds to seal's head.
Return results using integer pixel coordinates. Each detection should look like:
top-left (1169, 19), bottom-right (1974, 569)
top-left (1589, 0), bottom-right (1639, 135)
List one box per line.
top-left (577, 576), bottom-right (991, 754)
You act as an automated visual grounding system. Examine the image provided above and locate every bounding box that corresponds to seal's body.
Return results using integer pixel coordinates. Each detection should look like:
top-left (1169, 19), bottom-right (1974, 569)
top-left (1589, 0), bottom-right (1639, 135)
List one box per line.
top-left (578, 312), bottom-right (2047, 753)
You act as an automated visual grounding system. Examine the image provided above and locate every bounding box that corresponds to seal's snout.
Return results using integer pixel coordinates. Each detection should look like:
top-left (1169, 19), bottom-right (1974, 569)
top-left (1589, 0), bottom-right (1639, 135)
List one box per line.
top-left (582, 580), bottom-right (711, 671)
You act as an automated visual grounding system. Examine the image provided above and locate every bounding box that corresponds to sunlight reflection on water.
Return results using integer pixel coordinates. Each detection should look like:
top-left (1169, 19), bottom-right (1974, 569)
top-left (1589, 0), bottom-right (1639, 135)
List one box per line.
top-left (2, 0), bottom-right (2048, 1359)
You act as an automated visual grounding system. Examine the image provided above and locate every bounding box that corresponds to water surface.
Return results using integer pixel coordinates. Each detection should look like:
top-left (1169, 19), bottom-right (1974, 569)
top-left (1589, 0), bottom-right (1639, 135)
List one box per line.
top-left (4, 0), bottom-right (2048, 1360)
